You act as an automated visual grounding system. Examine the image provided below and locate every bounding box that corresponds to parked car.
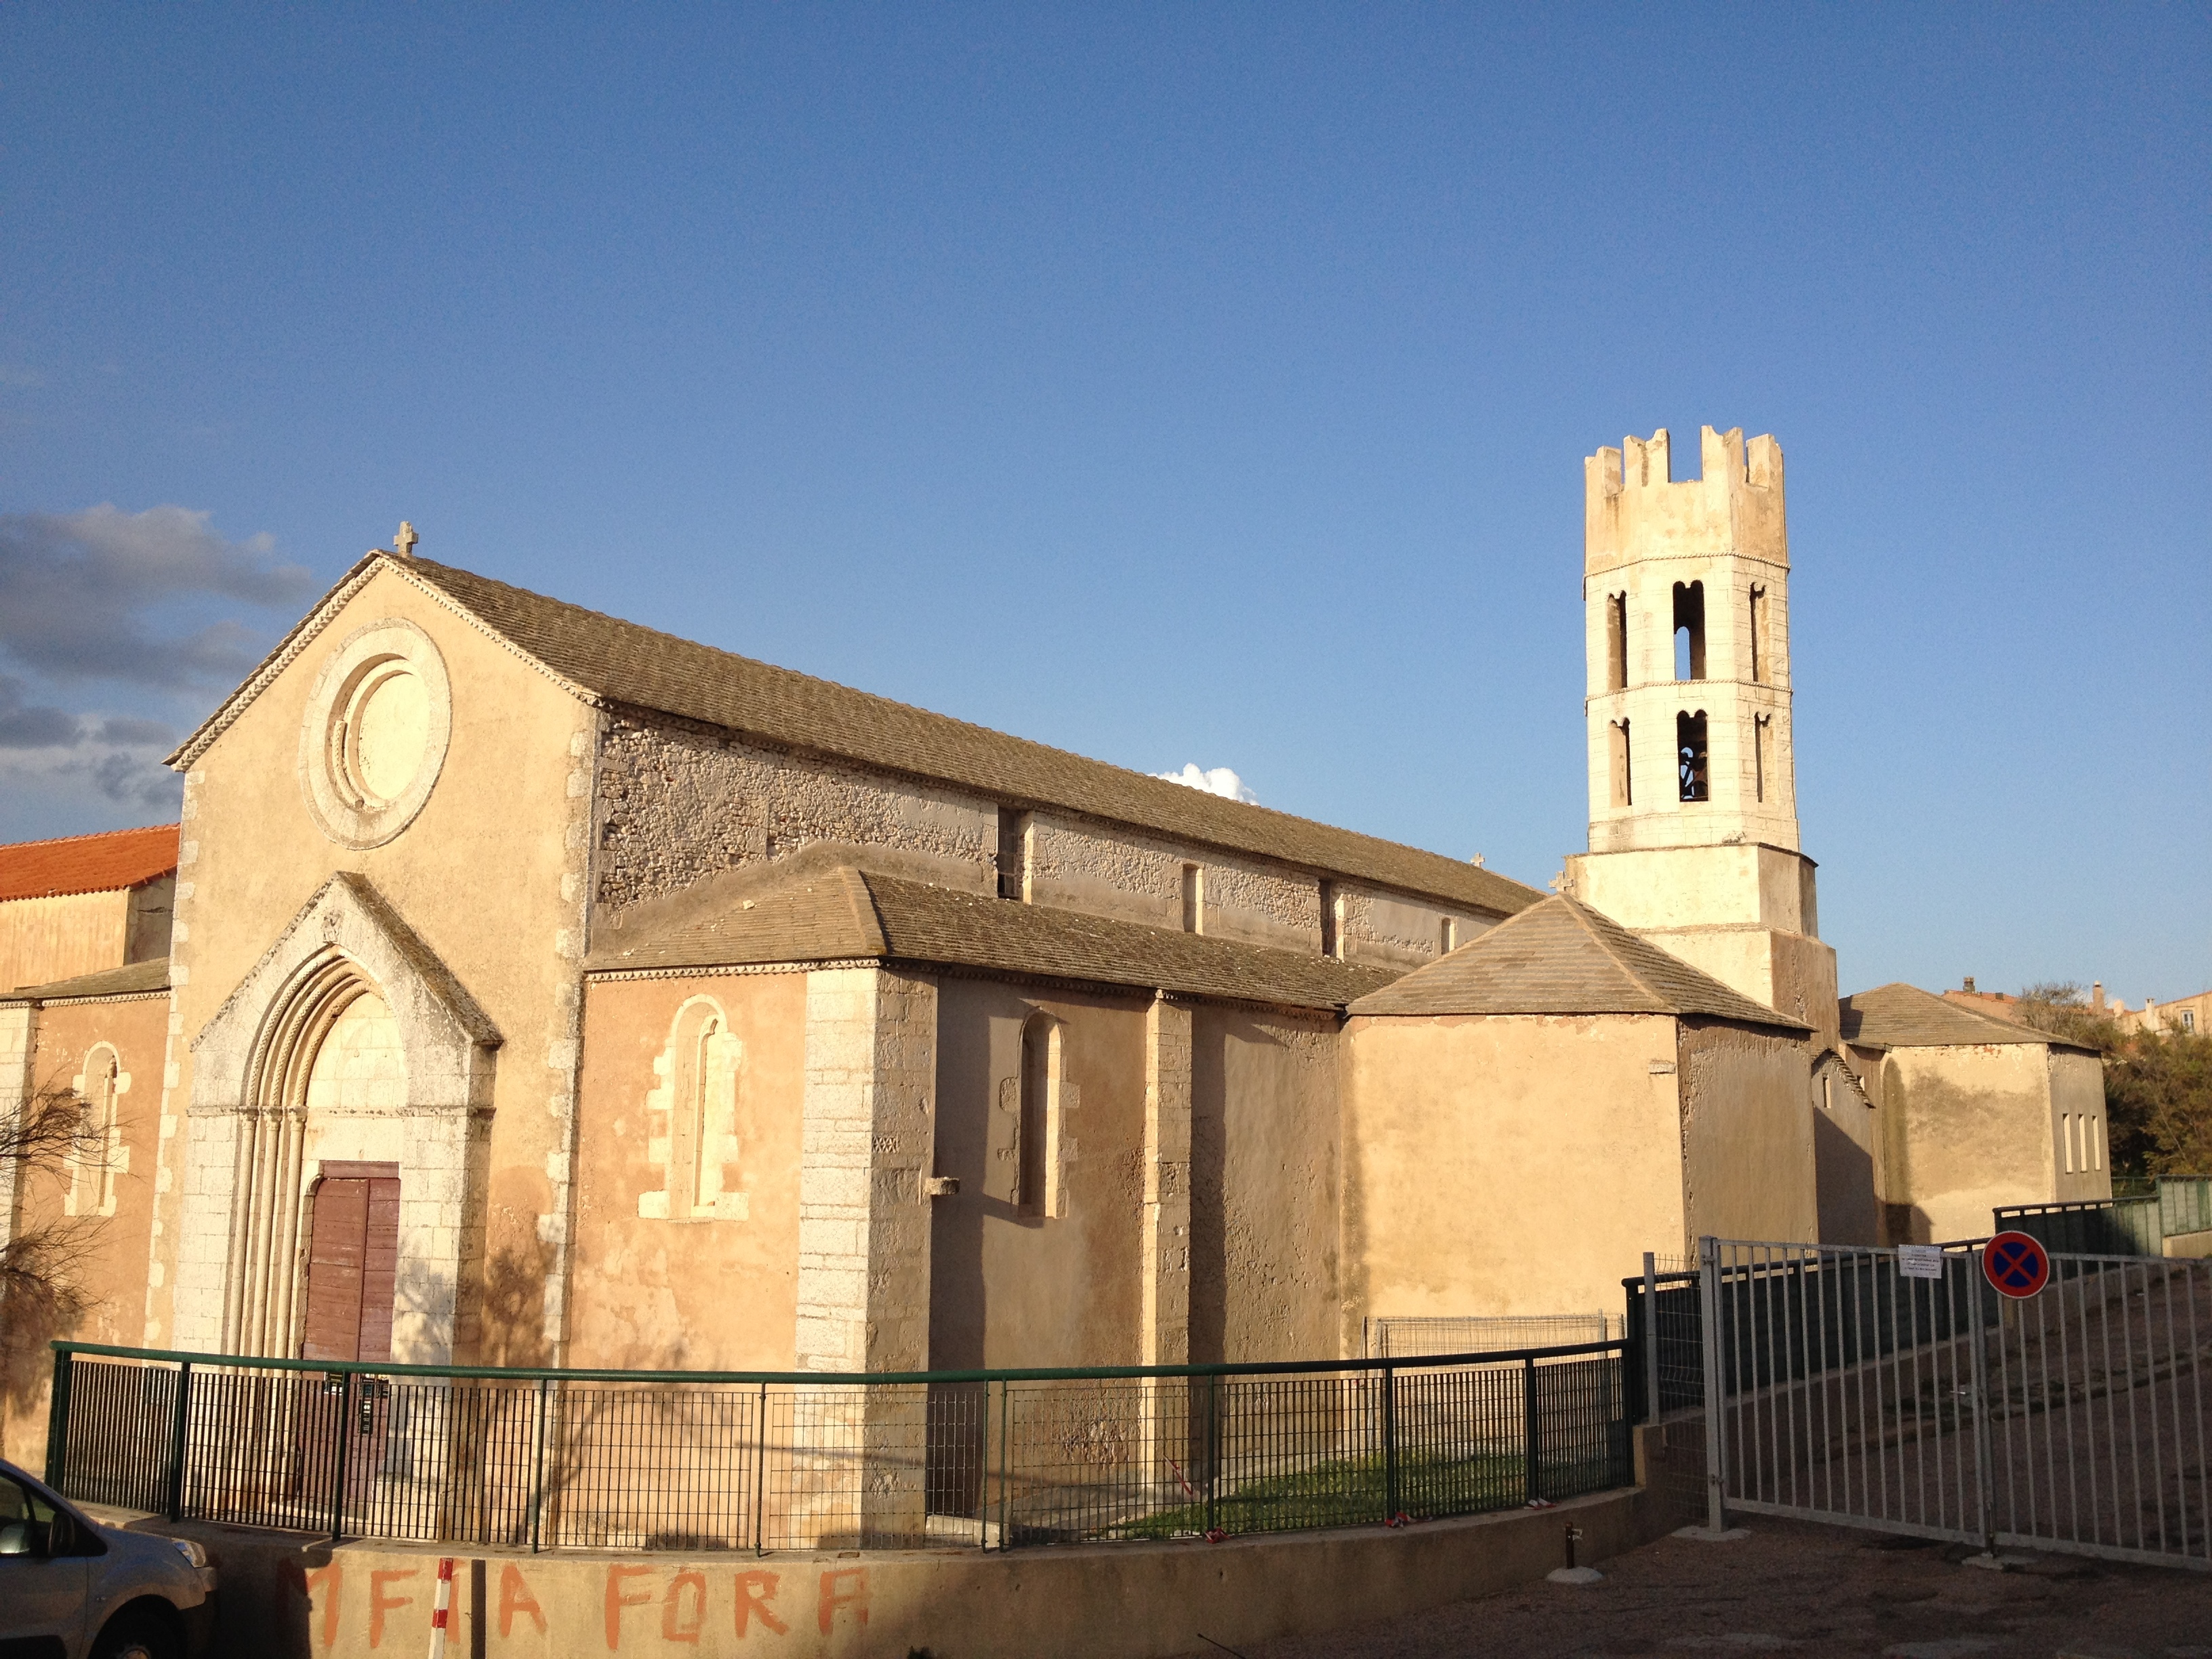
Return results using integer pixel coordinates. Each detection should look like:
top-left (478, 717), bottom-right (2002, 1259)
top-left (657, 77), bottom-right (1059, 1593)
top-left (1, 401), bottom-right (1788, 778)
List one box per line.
top-left (0, 1458), bottom-right (218, 1659)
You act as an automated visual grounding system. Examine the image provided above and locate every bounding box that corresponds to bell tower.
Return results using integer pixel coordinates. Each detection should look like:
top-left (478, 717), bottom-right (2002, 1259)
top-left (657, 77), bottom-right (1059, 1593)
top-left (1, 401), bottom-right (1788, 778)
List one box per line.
top-left (1561, 426), bottom-right (1837, 1047)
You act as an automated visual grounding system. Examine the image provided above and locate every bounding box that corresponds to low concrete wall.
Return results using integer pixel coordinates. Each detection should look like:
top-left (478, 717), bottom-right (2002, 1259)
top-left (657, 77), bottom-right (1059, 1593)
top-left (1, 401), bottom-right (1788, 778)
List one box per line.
top-left (2164, 1229), bottom-right (2212, 1260)
top-left (101, 1454), bottom-right (1677, 1659)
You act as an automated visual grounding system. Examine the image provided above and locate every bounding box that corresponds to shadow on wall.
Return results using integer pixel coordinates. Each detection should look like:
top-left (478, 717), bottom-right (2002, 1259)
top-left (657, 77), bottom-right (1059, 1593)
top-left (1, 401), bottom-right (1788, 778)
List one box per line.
top-left (1, 1071), bottom-right (112, 1458)
top-left (1811, 1108), bottom-right (1878, 1248)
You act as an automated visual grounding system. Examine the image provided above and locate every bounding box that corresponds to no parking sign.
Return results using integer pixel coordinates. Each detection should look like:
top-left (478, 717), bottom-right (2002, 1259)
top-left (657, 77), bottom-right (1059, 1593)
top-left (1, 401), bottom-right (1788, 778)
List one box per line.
top-left (1983, 1230), bottom-right (2051, 1298)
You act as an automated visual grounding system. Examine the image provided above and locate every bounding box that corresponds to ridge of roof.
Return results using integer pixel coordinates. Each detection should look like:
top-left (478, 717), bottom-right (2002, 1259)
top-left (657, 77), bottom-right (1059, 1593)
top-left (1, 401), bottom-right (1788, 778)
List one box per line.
top-left (291, 552), bottom-right (1540, 918)
top-left (1, 956), bottom-right (173, 1004)
top-left (1839, 981), bottom-right (2098, 1054)
top-left (1347, 894), bottom-right (1809, 1031)
top-left (0, 823), bottom-right (180, 904)
top-left (586, 861), bottom-right (1400, 1012)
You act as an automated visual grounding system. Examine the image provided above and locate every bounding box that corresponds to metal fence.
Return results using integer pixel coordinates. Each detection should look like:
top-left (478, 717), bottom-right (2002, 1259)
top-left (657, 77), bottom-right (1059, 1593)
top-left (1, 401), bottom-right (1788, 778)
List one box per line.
top-left (45, 1338), bottom-right (1631, 1552)
top-left (1999, 1179), bottom-right (2212, 1256)
top-left (1698, 1238), bottom-right (2210, 1571)
top-left (1996, 1195), bottom-right (2165, 1258)
top-left (1364, 1314), bottom-right (1622, 1358)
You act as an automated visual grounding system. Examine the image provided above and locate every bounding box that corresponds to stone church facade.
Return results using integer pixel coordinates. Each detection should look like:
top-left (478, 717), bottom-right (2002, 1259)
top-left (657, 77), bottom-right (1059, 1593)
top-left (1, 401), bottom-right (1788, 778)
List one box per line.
top-left (0, 428), bottom-right (2106, 1460)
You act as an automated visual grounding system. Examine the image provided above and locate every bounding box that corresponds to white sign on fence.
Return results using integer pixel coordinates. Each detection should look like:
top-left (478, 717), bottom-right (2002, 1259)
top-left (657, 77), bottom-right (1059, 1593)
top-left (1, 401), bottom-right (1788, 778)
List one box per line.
top-left (1896, 1244), bottom-right (1945, 1280)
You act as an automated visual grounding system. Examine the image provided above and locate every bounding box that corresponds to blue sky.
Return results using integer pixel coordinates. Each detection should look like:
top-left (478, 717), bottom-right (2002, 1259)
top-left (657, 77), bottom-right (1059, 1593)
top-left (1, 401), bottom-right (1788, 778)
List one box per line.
top-left (1, 5), bottom-right (2205, 1005)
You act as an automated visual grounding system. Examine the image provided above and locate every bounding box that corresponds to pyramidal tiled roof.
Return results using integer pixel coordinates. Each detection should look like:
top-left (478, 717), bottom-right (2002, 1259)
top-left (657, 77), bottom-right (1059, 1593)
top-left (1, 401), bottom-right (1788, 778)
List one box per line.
top-left (1347, 895), bottom-right (1808, 1030)
top-left (179, 552), bottom-right (1540, 920)
top-left (587, 854), bottom-right (1400, 1012)
top-left (1840, 982), bottom-right (2097, 1054)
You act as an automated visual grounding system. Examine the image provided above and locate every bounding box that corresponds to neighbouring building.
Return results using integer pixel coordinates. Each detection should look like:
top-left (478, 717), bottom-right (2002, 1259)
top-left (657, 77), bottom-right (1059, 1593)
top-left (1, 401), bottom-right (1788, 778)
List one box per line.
top-left (0, 428), bottom-right (2104, 1477)
top-left (0, 824), bottom-right (177, 994)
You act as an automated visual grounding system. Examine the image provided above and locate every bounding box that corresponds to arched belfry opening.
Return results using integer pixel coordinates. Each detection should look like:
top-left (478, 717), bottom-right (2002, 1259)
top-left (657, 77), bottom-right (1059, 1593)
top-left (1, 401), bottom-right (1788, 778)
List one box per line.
top-left (178, 873), bottom-right (500, 1366)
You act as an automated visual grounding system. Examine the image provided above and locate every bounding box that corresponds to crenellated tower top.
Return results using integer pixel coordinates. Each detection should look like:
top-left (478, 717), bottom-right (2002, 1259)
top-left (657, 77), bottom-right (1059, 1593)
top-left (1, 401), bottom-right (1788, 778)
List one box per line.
top-left (1585, 426), bottom-right (1787, 577)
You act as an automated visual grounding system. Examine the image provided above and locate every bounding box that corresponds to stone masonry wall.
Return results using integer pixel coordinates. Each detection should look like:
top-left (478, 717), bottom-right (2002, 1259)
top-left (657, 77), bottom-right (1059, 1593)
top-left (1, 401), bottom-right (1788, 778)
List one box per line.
top-left (1026, 811), bottom-right (1321, 951)
top-left (594, 718), bottom-right (996, 909)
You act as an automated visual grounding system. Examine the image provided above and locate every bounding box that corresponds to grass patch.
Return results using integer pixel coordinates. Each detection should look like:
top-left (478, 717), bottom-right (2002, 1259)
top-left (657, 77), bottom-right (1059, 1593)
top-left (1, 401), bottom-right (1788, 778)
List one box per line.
top-left (1114, 1450), bottom-right (1530, 1538)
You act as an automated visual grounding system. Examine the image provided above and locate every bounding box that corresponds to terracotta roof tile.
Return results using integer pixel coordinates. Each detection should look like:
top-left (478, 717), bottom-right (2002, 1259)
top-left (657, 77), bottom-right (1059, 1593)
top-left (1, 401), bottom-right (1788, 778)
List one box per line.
top-left (0, 825), bottom-right (180, 904)
top-left (1347, 895), bottom-right (1809, 1031)
top-left (588, 861), bottom-right (1399, 1012)
top-left (1840, 982), bottom-right (2096, 1053)
top-left (370, 555), bottom-right (1540, 918)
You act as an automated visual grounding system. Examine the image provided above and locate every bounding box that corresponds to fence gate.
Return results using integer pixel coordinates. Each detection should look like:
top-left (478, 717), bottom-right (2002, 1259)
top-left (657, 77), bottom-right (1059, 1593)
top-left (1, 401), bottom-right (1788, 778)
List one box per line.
top-left (1698, 1237), bottom-right (2210, 1570)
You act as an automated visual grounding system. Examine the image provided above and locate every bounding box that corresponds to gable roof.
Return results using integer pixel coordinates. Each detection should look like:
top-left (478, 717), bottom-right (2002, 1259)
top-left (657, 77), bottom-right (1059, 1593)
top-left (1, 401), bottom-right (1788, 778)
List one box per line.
top-left (0, 825), bottom-right (179, 904)
top-left (0, 957), bottom-right (171, 1005)
top-left (1346, 895), bottom-right (1809, 1031)
top-left (179, 551), bottom-right (1540, 919)
top-left (1840, 982), bottom-right (2097, 1054)
top-left (587, 859), bottom-right (1400, 1012)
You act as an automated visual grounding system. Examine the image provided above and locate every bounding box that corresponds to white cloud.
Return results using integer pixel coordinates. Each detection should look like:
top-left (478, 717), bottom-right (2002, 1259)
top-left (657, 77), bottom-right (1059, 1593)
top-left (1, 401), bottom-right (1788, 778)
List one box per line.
top-left (1154, 763), bottom-right (1258, 804)
top-left (0, 504), bottom-right (314, 689)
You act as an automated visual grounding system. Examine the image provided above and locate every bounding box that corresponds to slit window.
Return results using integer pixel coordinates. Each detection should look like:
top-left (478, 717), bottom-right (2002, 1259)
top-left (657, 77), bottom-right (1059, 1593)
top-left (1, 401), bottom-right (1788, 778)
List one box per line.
top-left (1673, 581), bottom-right (1705, 681)
top-left (1753, 713), bottom-right (1771, 804)
top-left (1677, 710), bottom-right (1709, 802)
top-left (1749, 585), bottom-right (1769, 683)
top-left (995, 810), bottom-right (1029, 900)
top-left (1609, 718), bottom-right (1632, 807)
top-left (1181, 863), bottom-right (1203, 933)
top-left (1019, 1017), bottom-right (1048, 1214)
top-left (1439, 917), bottom-right (1456, 956)
top-left (1319, 881), bottom-right (1339, 959)
top-left (1606, 592), bottom-right (1629, 691)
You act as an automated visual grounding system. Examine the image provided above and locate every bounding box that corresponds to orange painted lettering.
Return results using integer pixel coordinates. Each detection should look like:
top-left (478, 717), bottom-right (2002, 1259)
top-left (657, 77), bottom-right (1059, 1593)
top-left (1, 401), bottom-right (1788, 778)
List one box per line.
top-left (661, 1570), bottom-right (706, 1643)
top-left (368, 1568), bottom-right (417, 1650)
top-left (302, 1561), bottom-right (343, 1651)
top-left (735, 1570), bottom-right (788, 1637)
top-left (817, 1567), bottom-right (868, 1635)
top-left (499, 1562), bottom-right (548, 1637)
top-left (605, 1564), bottom-right (655, 1648)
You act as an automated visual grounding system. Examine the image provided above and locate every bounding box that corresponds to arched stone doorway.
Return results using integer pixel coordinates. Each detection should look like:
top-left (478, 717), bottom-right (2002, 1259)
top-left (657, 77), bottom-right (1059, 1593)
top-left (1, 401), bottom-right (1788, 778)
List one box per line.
top-left (178, 874), bottom-right (499, 1364)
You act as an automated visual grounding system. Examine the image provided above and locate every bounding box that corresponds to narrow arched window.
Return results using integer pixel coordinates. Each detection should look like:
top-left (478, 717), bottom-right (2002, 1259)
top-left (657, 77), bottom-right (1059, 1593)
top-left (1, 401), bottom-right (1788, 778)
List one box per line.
top-left (1606, 592), bottom-right (1629, 690)
top-left (1677, 711), bottom-right (1709, 802)
top-left (1609, 719), bottom-right (1632, 807)
top-left (1018, 1016), bottom-right (1050, 1216)
top-left (1753, 713), bottom-right (1771, 804)
top-left (1748, 585), bottom-right (1769, 683)
top-left (72, 1046), bottom-right (121, 1217)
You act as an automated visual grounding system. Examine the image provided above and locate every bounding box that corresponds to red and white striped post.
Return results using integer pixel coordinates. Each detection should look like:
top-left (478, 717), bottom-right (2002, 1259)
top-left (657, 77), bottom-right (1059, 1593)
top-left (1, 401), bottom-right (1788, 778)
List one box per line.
top-left (426, 1557), bottom-right (454, 1659)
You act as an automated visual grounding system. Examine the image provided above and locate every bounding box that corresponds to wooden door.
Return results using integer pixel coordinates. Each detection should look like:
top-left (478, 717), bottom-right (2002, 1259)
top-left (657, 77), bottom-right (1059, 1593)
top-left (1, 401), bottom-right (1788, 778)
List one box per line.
top-left (295, 1162), bottom-right (401, 1515)
top-left (302, 1162), bottom-right (400, 1363)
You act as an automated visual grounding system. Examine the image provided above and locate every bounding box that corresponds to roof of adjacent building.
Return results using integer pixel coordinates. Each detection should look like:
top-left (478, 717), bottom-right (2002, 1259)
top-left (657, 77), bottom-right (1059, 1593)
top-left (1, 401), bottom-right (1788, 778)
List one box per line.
top-left (1345, 895), bottom-right (1811, 1031)
top-left (0, 825), bottom-right (180, 904)
top-left (182, 552), bottom-right (1541, 919)
top-left (586, 857), bottom-right (1400, 1012)
top-left (0, 957), bottom-right (173, 1005)
top-left (1839, 982), bottom-right (2098, 1054)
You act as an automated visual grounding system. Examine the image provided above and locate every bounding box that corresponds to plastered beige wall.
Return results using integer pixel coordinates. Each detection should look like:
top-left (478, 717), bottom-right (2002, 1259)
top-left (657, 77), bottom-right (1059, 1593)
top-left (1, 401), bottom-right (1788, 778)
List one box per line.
top-left (0, 889), bottom-right (134, 994)
top-left (926, 975), bottom-right (1147, 1370)
top-left (1811, 1053), bottom-right (1883, 1246)
top-left (566, 972), bottom-right (808, 1372)
top-left (1189, 1004), bottom-right (1341, 1362)
top-left (1340, 1012), bottom-right (1686, 1330)
top-left (156, 562), bottom-right (597, 1364)
top-left (1677, 1019), bottom-right (1818, 1246)
top-left (2047, 1050), bottom-right (2112, 1204)
top-left (1877, 1044), bottom-right (2060, 1244)
top-left (0, 994), bottom-right (170, 1467)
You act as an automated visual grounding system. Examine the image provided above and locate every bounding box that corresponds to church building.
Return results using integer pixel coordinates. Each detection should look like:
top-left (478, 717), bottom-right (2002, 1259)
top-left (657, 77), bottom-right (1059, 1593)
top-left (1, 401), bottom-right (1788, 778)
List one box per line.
top-left (0, 428), bottom-right (2105, 1463)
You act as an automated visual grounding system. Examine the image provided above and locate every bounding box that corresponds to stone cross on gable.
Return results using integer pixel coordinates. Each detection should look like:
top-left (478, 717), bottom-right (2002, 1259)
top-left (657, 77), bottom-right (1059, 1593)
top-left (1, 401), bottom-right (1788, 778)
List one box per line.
top-left (393, 521), bottom-right (418, 558)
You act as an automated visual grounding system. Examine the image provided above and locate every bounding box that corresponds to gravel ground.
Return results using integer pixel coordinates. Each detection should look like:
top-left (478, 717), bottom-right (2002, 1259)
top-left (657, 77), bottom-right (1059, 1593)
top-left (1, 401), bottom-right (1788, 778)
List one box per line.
top-left (1204, 1518), bottom-right (2211, 1659)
